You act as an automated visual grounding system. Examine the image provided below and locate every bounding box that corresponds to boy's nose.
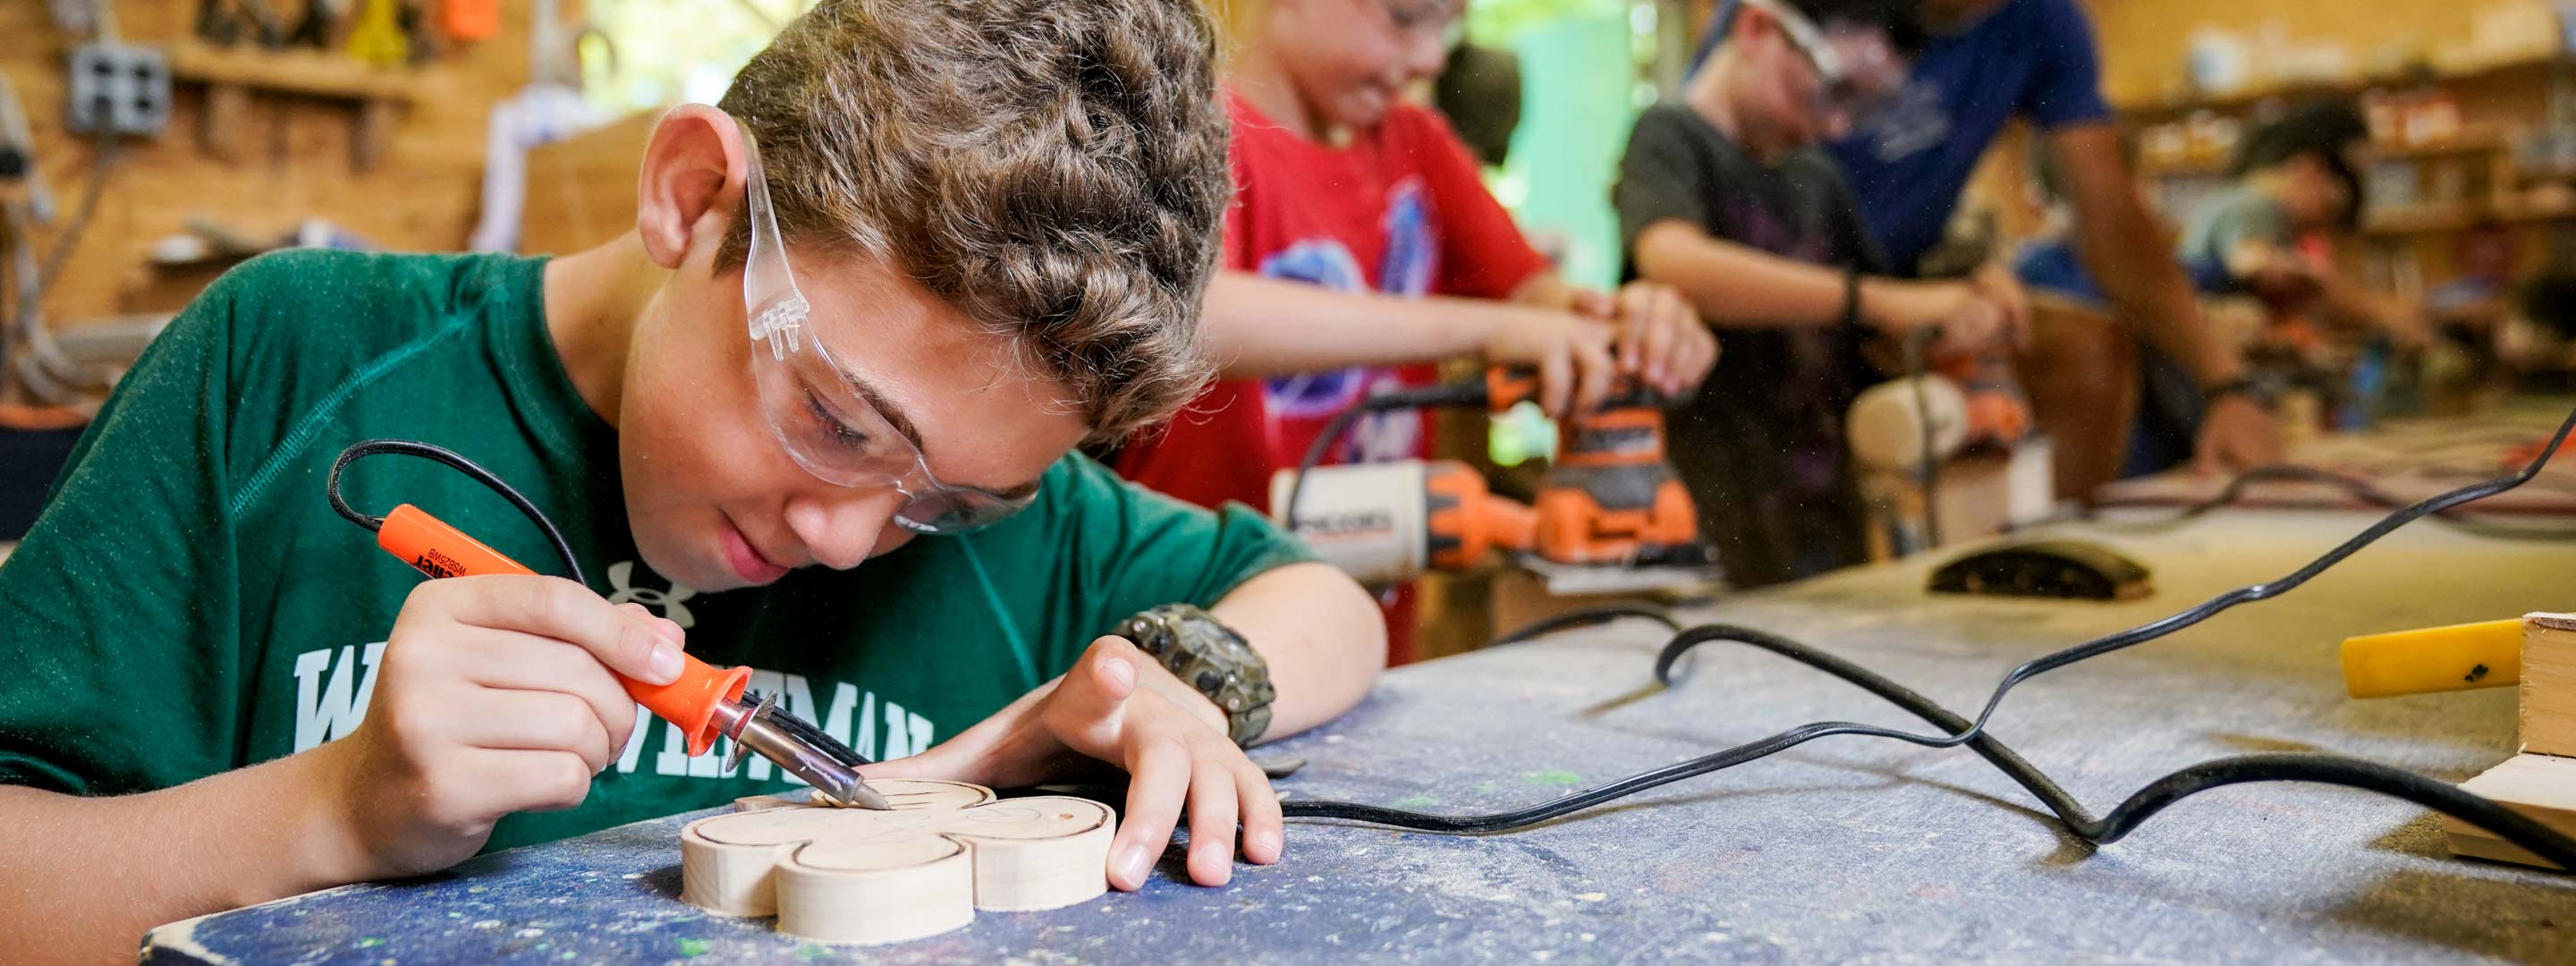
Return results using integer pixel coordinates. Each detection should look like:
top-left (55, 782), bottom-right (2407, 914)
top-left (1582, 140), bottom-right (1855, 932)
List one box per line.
top-left (783, 489), bottom-right (897, 571)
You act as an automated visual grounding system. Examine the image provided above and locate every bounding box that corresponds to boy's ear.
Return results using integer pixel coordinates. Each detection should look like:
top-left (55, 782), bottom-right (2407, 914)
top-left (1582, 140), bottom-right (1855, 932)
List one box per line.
top-left (635, 104), bottom-right (749, 271)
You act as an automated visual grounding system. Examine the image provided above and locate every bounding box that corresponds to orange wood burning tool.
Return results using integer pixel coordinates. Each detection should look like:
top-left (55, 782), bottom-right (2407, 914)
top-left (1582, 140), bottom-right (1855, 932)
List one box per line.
top-left (332, 441), bottom-right (891, 809)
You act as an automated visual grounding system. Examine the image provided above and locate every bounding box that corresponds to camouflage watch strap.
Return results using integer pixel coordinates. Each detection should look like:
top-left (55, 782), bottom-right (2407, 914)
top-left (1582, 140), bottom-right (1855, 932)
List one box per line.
top-left (1115, 604), bottom-right (1276, 747)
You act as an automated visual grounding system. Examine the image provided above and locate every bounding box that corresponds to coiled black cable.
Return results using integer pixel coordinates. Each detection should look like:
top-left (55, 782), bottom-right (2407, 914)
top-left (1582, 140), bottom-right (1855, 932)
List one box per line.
top-left (1282, 403), bottom-right (2576, 869)
top-left (326, 439), bottom-right (589, 586)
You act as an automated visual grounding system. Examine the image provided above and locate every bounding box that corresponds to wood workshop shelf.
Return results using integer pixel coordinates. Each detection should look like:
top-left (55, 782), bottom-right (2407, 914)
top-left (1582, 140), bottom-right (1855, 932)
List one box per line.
top-left (2361, 192), bottom-right (2576, 235)
top-left (2115, 55), bottom-right (2555, 123)
top-left (2362, 201), bottom-right (2481, 235)
top-left (2139, 157), bottom-right (2228, 179)
top-left (2375, 126), bottom-right (2510, 160)
top-left (161, 41), bottom-right (433, 172)
top-left (2146, 128), bottom-right (2512, 182)
top-left (164, 41), bottom-right (422, 103)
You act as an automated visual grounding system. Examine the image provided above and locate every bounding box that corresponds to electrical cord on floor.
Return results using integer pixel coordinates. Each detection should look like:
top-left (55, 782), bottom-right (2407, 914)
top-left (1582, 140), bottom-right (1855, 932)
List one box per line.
top-left (1280, 401), bottom-right (2576, 869)
top-left (326, 439), bottom-right (589, 586)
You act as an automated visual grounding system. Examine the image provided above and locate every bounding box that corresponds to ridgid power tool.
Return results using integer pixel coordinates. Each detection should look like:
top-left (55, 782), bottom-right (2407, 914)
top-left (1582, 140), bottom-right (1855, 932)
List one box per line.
top-left (1270, 369), bottom-right (1707, 585)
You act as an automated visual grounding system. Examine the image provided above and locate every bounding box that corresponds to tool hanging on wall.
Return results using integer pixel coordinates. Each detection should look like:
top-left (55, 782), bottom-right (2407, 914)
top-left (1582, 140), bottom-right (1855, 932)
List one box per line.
top-left (326, 440), bottom-right (894, 811)
top-left (284, 0), bottom-right (352, 50)
top-left (345, 0), bottom-right (409, 66)
top-left (196, 0), bottom-right (289, 48)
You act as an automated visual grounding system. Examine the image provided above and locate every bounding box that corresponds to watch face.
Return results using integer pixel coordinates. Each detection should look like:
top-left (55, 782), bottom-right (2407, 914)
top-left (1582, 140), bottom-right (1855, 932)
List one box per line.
top-left (1120, 606), bottom-right (1275, 741)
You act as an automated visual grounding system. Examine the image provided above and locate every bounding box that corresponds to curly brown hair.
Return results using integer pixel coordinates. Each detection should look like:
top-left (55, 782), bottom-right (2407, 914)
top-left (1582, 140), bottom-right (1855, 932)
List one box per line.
top-left (717, 0), bottom-right (1231, 443)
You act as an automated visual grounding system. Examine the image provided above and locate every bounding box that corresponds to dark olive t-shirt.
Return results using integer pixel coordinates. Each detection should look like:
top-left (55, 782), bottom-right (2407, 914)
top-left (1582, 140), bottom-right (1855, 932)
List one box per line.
top-left (1614, 103), bottom-right (1877, 587)
top-left (0, 250), bottom-right (1309, 851)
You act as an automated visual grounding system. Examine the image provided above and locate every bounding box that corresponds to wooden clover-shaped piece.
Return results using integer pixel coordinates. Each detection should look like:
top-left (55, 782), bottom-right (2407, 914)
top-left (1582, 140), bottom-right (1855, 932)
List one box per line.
top-left (680, 779), bottom-right (1115, 945)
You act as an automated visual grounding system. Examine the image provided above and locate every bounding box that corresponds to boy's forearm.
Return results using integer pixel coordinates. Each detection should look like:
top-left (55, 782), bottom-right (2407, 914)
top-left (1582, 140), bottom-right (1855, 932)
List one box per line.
top-left (1506, 270), bottom-right (1578, 311)
top-left (1631, 223), bottom-right (1855, 328)
top-left (1209, 562), bottom-right (1386, 741)
top-left (1199, 271), bottom-right (1520, 378)
top-left (0, 750), bottom-right (360, 966)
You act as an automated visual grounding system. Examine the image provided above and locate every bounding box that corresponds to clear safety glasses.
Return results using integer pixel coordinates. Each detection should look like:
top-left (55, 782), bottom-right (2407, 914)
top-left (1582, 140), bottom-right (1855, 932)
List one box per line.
top-left (1741, 0), bottom-right (1911, 131)
top-left (736, 119), bottom-right (1039, 534)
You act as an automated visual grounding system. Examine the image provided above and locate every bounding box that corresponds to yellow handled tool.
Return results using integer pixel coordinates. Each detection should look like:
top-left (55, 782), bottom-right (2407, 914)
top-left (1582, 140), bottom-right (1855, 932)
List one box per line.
top-left (2341, 618), bottom-right (2524, 698)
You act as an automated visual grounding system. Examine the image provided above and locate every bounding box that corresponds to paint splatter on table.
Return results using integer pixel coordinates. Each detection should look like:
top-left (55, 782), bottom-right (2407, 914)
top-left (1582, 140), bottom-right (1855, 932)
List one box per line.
top-left (145, 510), bottom-right (2576, 962)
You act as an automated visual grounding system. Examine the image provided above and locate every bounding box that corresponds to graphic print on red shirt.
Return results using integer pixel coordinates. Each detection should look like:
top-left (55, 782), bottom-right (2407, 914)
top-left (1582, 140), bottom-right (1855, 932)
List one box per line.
top-left (1112, 90), bottom-right (1547, 513)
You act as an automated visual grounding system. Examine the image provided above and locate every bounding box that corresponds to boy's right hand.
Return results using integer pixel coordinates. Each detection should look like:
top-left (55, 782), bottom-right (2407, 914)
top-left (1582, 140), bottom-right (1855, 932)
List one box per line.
top-left (1861, 278), bottom-right (2012, 358)
top-left (1475, 306), bottom-right (1623, 419)
top-left (304, 576), bottom-right (680, 880)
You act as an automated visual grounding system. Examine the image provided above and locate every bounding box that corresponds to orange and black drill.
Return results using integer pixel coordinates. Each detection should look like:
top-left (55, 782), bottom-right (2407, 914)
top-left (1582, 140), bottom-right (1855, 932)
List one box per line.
top-left (1270, 369), bottom-right (1708, 583)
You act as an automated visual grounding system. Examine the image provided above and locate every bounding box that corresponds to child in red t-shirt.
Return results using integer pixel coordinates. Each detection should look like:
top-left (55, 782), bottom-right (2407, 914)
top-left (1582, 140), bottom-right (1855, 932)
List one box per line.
top-left (1110, 0), bottom-right (1719, 660)
top-left (1114, 0), bottom-right (1716, 518)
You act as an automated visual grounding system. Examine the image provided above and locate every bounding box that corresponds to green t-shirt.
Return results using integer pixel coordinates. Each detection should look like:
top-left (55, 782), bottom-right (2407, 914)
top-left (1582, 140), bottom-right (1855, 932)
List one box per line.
top-left (0, 250), bottom-right (1309, 851)
top-left (2179, 183), bottom-right (2291, 284)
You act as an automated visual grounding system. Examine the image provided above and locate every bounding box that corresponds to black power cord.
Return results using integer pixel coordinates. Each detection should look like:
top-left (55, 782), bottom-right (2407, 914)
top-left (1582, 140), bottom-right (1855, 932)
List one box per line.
top-left (1279, 380), bottom-right (1496, 533)
top-left (326, 439), bottom-right (589, 586)
top-left (1280, 402), bottom-right (2576, 870)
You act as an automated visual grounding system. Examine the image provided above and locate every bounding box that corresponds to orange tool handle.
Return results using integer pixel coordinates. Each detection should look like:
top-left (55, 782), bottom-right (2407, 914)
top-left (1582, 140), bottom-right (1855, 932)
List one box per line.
top-left (1481, 367), bottom-right (1662, 412)
top-left (1485, 369), bottom-right (1539, 411)
top-left (377, 504), bottom-right (750, 756)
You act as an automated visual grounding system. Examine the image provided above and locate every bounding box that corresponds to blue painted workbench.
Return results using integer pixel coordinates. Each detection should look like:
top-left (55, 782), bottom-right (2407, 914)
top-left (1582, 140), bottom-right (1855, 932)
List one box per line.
top-left (144, 510), bottom-right (2576, 963)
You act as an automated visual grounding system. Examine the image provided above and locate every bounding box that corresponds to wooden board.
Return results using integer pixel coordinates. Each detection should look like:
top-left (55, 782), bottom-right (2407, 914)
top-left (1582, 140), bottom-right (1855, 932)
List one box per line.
top-left (2445, 752), bottom-right (2576, 869)
top-left (2521, 613), bottom-right (2576, 757)
top-left (680, 779), bottom-right (1114, 945)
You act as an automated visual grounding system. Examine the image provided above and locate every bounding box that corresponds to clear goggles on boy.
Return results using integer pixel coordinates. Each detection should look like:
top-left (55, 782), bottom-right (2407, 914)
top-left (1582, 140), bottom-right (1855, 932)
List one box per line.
top-left (1741, 0), bottom-right (1910, 131)
top-left (736, 119), bottom-right (1040, 535)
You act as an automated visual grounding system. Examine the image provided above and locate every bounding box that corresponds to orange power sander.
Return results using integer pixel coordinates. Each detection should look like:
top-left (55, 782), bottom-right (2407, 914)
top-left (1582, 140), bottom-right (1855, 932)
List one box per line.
top-left (1269, 369), bottom-right (1708, 584)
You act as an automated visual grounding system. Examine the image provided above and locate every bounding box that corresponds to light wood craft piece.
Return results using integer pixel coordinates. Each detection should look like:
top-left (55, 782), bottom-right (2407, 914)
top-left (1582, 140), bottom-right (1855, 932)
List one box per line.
top-left (2445, 752), bottom-right (2576, 869)
top-left (2520, 614), bottom-right (2576, 757)
top-left (2443, 614), bottom-right (2576, 869)
top-left (680, 779), bottom-right (1114, 945)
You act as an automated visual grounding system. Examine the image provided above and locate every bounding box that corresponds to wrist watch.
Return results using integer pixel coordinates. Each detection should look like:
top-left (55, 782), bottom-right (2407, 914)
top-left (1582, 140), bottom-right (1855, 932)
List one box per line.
top-left (1115, 604), bottom-right (1275, 747)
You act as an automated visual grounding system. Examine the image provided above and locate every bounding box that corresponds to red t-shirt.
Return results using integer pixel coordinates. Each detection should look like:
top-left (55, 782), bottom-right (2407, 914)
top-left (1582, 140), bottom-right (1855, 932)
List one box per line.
top-left (1113, 91), bottom-right (1548, 513)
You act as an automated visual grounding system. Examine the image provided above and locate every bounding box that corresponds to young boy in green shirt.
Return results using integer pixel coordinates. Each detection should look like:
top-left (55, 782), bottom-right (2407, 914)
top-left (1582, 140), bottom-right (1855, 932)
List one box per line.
top-left (0, 2), bottom-right (1385, 958)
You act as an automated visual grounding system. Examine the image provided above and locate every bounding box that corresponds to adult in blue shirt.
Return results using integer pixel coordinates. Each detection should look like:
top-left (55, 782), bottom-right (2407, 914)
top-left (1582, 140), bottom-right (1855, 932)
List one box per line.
top-left (1693, 0), bottom-right (2280, 474)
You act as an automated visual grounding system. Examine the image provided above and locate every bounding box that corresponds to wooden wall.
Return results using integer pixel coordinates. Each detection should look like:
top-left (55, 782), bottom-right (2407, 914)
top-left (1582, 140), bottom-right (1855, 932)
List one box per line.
top-left (1, 1), bottom-right (539, 327)
top-left (2085, 0), bottom-right (2521, 108)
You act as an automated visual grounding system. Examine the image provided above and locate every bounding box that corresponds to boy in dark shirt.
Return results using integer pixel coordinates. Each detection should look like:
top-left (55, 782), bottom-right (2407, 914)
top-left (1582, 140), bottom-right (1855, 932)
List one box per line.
top-left (1614, 0), bottom-right (2004, 585)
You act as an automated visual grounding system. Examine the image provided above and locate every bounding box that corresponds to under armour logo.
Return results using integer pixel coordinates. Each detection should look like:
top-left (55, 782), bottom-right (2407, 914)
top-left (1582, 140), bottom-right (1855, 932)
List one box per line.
top-left (606, 561), bottom-right (699, 629)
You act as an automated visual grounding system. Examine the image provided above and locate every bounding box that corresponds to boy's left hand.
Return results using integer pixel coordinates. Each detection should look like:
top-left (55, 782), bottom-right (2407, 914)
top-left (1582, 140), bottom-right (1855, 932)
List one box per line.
top-left (857, 637), bottom-right (1281, 891)
top-left (1571, 281), bottom-right (1718, 397)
